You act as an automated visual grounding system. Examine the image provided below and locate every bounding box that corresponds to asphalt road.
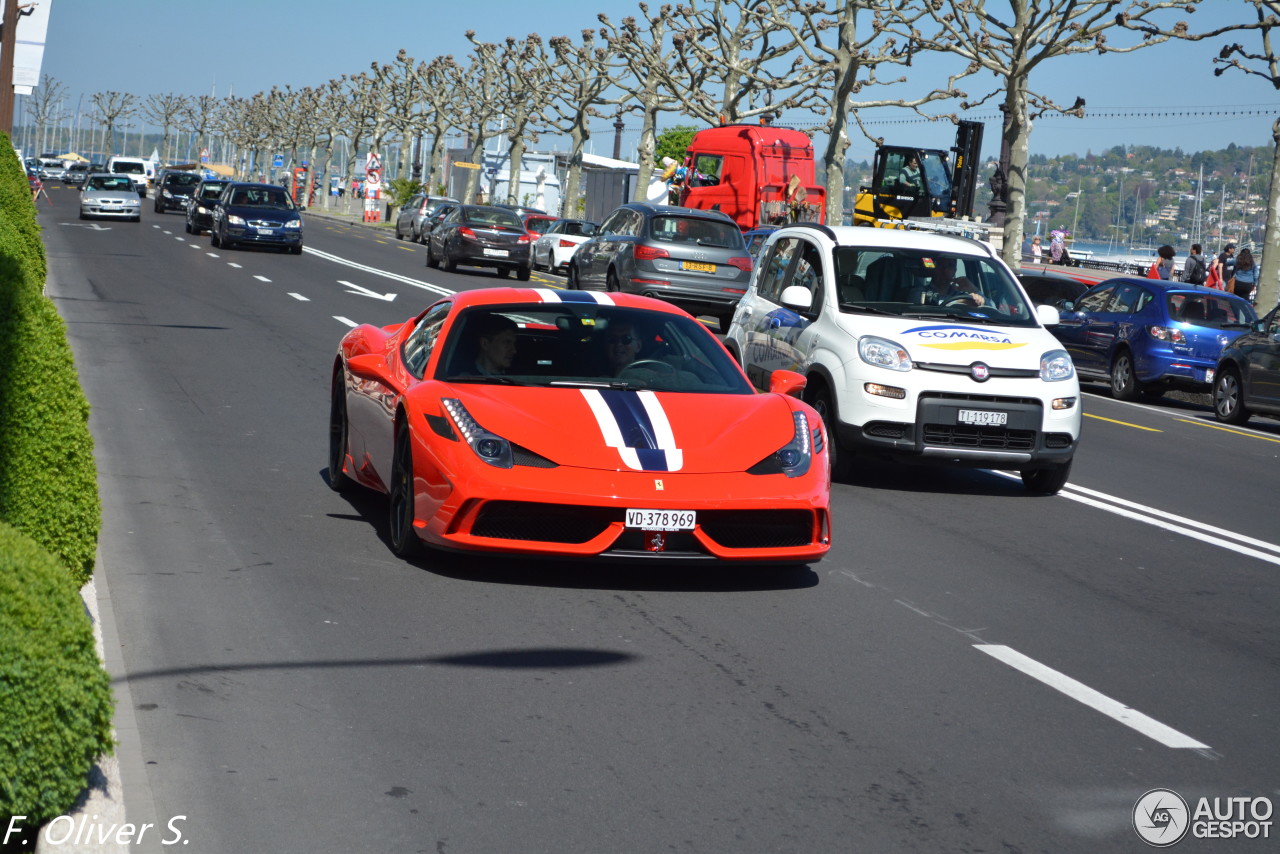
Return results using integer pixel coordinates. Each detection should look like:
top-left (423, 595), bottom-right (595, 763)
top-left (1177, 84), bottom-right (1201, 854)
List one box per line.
top-left (38, 192), bottom-right (1280, 853)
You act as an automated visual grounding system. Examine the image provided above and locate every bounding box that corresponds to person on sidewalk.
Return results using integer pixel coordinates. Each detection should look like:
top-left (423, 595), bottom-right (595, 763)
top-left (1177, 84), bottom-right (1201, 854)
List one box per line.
top-left (1212, 243), bottom-right (1237, 290)
top-left (1182, 244), bottom-right (1207, 286)
top-left (1229, 248), bottom-right (1259, 303)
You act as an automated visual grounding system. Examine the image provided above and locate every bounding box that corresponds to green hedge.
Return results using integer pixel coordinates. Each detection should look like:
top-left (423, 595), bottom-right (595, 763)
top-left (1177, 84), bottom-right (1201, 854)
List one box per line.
top-left (0, 132), bottom-right (101, 586)
top-left (0, 521), bottom-right (115, 825)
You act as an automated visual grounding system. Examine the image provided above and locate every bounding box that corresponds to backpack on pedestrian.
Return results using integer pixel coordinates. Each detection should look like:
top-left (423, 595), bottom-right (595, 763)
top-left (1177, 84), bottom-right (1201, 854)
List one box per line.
top-left (1183, 253), bottom-right (1206, 286)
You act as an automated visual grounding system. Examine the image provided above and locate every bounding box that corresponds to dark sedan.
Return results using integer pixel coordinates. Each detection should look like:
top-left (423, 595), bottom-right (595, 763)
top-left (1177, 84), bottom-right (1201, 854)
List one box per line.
top-left (154, 170), bottom-right (202, 214)
top-left (424, 205), bottom-right (532, 279)
top-left (1016, 266), bottom-right (1091, 310)
top-left (210, 182), bottom-right (304, 253)
top-left (1212, 303), bottom-right (1280, 425)
top-left (185, 179), bottom-right (231, 235)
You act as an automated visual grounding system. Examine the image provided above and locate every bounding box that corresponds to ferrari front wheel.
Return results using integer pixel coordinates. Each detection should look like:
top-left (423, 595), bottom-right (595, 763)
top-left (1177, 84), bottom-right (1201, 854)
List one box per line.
top-left (328, 380), bottom-right (355, 493)
top-left (389, 425), bottom-right (422, 557)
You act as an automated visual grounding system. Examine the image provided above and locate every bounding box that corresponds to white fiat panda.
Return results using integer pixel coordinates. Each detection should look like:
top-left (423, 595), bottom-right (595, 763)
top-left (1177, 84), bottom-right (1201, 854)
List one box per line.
top-left (725, 224), bottom-right (1081, 493)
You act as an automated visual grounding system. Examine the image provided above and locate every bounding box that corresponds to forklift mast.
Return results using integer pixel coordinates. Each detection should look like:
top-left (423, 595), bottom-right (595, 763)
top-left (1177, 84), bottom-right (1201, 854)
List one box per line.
top-left (949, 119), bottom-right (984, 219)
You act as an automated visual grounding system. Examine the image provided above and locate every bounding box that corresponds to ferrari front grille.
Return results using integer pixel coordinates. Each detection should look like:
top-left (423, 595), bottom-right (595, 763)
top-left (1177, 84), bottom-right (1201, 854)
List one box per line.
top-left (472, 501), bottom-right (615, 543)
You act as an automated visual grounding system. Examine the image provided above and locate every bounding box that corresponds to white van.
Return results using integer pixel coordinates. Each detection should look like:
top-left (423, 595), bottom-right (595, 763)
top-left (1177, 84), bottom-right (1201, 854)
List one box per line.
top-left (106, 156), bottom-right (154, 196)
top-left (726, 224), bottom-right (1082, 493)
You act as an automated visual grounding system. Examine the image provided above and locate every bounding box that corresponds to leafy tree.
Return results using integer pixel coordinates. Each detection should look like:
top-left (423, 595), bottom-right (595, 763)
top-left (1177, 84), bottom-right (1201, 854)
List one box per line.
top-left (654, 125), bottom-right (698, 167)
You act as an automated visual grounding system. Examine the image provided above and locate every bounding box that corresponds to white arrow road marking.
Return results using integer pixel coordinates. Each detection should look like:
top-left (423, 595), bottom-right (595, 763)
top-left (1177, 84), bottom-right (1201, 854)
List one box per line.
top-left (339, 280), bottom-right (396, 301)
top-left (334, 316), bottom-right (357, 327)
top-left (60, 222), bottom-right (111, 230)
top-left (288, 293), bottom-right (309, 301)
top-left (975, 645), bottom-right (1210, 749)
top-left (254, 275), bottom-right (271, 282)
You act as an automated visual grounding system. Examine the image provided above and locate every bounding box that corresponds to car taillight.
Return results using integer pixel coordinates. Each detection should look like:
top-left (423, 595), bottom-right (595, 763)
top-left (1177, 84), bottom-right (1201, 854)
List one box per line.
top-left (559, 239), bottom-right (576, 248)
top-left (459, 227), bottom-right (477, 239)
top-left (726, 256), bottom-right (753, 272)
top-left (1149, 325), bottom-right (1186, 344)
top-left (517, 234), bottom-right (531, 243)
top-left (634, 245), bottom-right (670, 261)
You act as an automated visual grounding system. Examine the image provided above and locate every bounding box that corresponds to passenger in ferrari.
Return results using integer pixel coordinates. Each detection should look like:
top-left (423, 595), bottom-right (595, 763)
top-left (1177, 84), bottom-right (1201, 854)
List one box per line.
top-left (470, 313), bottom-right (519, 376)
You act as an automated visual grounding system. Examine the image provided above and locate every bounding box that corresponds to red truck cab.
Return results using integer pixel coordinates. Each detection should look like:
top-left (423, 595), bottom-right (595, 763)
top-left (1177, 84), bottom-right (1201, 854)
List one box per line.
top-left (676, 124), bottom-right (826, 229)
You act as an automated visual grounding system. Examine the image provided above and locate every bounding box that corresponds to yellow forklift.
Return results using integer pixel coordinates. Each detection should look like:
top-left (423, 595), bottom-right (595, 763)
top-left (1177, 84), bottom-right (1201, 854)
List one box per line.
top-left (853, 120), bottom-right (984, 227)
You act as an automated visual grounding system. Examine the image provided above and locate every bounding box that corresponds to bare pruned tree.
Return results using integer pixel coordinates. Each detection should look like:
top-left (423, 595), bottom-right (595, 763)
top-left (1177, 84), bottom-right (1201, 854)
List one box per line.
top-left (141, 93), bottom-right (189, 163)
top-left (893, 0), bottom-right (1205, 265)
top-left (455, 36), bottom-right (505, 204)
top-left (769, 0), bottom-right (977, 223)
top-left (648, 0), bottom-right (812, 126)
top-left (537, 28), bottom-right (629, 216)
top-left (90, 90), bottom-right (137, 157)
top-left (180, 95), bottom-right (222, 166)
top-left (1121, 0), bottom-right (1280, 306)
top-left (27, 74), bottom-right (69, 155)
top-left (599, 5), bottom-right (686, 200)
top-left (408, 55), bottom-right (465, 194)
top-left (483, 33), bottom-right (553, 206)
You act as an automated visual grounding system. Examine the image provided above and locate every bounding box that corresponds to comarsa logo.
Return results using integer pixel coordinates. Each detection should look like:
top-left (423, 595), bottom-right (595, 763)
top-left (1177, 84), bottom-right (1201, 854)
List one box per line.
top-left (902, 324), bottom-right (1027, 351)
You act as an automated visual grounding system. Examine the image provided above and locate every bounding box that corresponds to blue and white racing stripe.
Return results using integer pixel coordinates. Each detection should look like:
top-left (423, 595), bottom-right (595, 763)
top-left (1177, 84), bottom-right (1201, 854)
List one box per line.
top-left (532, 288), bottom-right (616, 306)
top-left (581, 389), bottom-right (684, 472)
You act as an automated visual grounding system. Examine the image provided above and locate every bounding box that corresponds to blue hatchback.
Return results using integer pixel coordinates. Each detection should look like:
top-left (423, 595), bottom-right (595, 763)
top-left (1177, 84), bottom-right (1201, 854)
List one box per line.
top-left (1051, 278), bottom-right (1257, 400)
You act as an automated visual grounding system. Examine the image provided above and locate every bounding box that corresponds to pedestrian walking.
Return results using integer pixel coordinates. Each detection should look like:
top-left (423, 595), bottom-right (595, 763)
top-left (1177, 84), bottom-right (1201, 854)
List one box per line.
top-left (1049, 231), bottom-right (1066, 265)
top-left (1182, 243), bottom-right (1207, 286)
top-left (1211, 243), bottom-right (1237, 291)
top-left (1229, 248), bottom-right (1259, 303)
top-left (1147, 245), bottom-right (1175, 280)
top-left (1030, 235), bottom-right (1043, 264)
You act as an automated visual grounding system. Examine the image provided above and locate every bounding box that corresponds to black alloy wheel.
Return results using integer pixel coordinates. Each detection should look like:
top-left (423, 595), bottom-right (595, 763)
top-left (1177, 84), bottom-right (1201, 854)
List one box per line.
top-left (1109, 351), bottom-right (1140, 401)
top-left (566, 263), bottom-right (581, 289)
top-left (606, 270), bottom-right (621, 292)
top-left (388, 425), bottom-right (422, 557)
top-left (516, 265), bottom-right (531, 282)
top-left (1213, 368), bottom-right (1250, 425)
top-left (328, 380), bottom-right (355, 492)
top-left (807, 384), bottom-right (853, 481)
top-left (1021, 460), bottom-right (1072, 494)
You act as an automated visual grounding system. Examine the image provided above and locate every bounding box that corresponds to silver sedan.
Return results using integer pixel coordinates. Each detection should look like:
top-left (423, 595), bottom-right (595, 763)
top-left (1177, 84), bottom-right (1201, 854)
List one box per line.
top-left (80, 174), bottom-right (142, 222)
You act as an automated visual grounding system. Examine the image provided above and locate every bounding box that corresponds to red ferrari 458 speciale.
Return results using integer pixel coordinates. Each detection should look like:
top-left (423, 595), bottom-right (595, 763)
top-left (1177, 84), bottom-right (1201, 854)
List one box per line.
top-left (329, 288), bottom-right (830, 564)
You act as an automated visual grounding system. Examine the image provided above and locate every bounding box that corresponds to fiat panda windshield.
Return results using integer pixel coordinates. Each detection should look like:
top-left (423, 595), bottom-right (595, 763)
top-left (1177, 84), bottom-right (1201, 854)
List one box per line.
top-left (831, 247), bottom-right (1039, 327)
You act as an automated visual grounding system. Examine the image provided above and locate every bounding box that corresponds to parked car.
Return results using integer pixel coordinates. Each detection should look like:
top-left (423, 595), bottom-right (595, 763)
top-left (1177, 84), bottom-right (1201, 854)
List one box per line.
top-left (79, 173), bottom-right (142, 222)
top-left (724, 223), bottom-right (1081, 492)
top-left (209, 182), bottom-right (304, 253)
top-left (329, 288), bottom-right (830, 563)
top-left (531, 218), bottom-right (598, 273)
top-left (566, 202), bottom-right (753, 331)
top-left (1050, 277), bottom-right (1257, 401)
top-left (184, 178), bottom-right (231, 235)
top-left (394, 193), bottom-right (458, 242)
top-left (1212, 303), bottom-right (1280, 425)
top-left (153, 169), bottom-right (202, 214)
top-left (1015, 267), bottom-right (1091, 310)
top-left (424, 204), bottom-right (532, 279)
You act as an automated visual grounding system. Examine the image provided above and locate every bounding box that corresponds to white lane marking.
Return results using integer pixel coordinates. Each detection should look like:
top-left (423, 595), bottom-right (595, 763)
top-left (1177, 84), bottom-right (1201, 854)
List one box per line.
top-left (162, 230), bottom-right (172, 235)
top-left (334, 316), bottom-right (358, 327)
top-left (303, 246), bottom-right (453, 298)
top-left (188, 243), bottom-right (200, 249)
top-left (254, 275), bottom-right (271, 283)
top-left (206, 253), bottom-right (219, 258)
top-left (175, 236), bottom-right (184, 241)
top-left (339, 280), bottom-right (396, 301)
top-left (228, 263), bottom-right (242, 269)
top-left (975, 645), bottom-right (1210, 749)
top-left (288, 293), bottom-right (309, 301)
top-left (993, 472), bottom-right (1280, 567)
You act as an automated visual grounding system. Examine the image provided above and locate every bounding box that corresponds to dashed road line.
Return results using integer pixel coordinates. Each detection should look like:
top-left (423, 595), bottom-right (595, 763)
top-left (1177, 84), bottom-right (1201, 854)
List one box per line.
top-left (254, 275), bottom-right (271, 283)
top-left (1083, 413), bottom-right (1161, 431)
top-left (1176, 417), bottom-right (1280, 444)
top-left (334, 316), bottom-right (357, 327)
top-left (975, 645), bottom-right (1210, 749)
top-left (288, 293), bottom-right (309, 301)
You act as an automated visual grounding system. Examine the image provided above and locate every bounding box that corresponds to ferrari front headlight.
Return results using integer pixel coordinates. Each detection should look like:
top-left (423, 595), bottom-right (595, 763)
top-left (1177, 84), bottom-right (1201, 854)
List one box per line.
top-left (442, 398), bottom-right (513, 468)
top-left (748, 411), bottom-right (813, 478)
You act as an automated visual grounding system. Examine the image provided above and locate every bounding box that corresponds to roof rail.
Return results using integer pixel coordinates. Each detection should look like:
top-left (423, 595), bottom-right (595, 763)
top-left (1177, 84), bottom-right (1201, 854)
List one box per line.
top-left (788, 221), bottom-right (837, 241)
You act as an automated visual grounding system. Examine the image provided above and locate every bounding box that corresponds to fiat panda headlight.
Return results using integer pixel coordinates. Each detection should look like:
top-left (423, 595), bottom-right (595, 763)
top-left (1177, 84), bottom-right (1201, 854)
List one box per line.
top-left (1040, 349), bottom-right (1075, 381)
top-left (858, 336), bottom-right (912, 372)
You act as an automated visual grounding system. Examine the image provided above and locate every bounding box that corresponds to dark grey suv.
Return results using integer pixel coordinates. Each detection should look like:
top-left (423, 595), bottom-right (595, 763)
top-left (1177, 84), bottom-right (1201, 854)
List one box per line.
top-left (395, 193), bottom-right (459, 243)
top-left (566, 202), bottom-right (752, 329)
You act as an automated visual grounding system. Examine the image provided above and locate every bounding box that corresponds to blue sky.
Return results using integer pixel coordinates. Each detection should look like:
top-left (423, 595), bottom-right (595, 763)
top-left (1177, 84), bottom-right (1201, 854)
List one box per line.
top-left (34, 0), bottom-right (1276, 162)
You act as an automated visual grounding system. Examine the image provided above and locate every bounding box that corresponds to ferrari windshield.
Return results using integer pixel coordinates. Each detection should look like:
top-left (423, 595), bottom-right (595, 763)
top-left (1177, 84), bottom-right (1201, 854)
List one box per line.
top-left (436, 304), bottom-right (754, 394)
top-left (830, 246), bottom-right (1039, 327)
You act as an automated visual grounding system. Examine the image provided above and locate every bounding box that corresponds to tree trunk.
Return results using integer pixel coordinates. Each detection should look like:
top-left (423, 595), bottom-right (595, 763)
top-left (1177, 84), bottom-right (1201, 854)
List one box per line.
top-left (1000, 79), bottom-right (1031, 268)
top-left (633, 103), bottom-right (658, 202)
top-left (425, 130), bottom-right (448, 195)
top-left (561, 125), bottom-right (589, 218)
top-left (506, 134), bottom-right (526, 206)
top-left (463, 134), bottom-right (486, 204)
top-left (1256, 115), bottom-right (1280, 310)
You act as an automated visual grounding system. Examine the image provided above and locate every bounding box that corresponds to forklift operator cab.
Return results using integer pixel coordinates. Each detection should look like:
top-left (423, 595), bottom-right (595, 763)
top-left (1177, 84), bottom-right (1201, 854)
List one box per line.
top-left (873, 148), bottom-right (953, 220)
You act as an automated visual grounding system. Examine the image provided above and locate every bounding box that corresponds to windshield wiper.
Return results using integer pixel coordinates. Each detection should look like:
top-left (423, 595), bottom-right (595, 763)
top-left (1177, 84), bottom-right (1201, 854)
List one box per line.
top-left (444, 375), bottom-right (525, 385)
